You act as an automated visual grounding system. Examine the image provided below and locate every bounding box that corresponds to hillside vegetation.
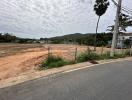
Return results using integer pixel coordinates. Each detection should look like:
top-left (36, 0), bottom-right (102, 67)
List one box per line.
top-left (48, 33), bottom-right (113, 46)
top-left (0, 33), bottom-right (113, 46)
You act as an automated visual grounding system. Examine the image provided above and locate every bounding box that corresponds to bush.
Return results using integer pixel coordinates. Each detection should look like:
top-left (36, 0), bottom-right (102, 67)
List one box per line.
top-left (40, 55), bottom-right (72, 69)
top-left (39, 50), bottom-right (132, 70)
top-left (124, 49), bottom-right (132, 56)
top-left (99, 52), bottom-right (112, 59)
top-left (77, 51), bottom-right (100, 62)
top-left (114, 53), bottom-right (126, 58)
top-left (100, 52), bottom-right (127, 59)
top-left (77, 51), bottom-right (131, 63)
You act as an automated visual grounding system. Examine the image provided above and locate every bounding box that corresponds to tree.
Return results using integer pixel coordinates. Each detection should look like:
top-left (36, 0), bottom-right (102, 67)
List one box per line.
top-left (106, 25), bottom-right (114, 33)
top-left (107, 13), bottom-right (132, 33)
top-left (119, 13), bottom-right (132, 31)
top-left (94, 0), bottom-right (110, 51)
top-left (0, 33), bottom-right (17, 43)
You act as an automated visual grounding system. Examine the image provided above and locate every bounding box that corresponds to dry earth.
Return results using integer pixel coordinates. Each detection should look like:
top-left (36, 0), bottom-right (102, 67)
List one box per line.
top-left (0, 43), bottom-right (112, 81)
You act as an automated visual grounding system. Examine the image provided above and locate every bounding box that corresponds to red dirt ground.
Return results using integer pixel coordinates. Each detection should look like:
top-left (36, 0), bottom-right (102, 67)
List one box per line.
top-left (0, 44), bottom-right (112, 80)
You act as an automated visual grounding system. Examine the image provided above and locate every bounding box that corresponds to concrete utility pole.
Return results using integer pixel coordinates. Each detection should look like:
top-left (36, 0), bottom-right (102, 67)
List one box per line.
top-left (110, 0), bottom-right (122, 57)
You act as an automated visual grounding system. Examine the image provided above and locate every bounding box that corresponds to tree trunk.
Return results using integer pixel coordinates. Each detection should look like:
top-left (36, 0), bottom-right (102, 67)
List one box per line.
top-left (94, 16), bottom-right (101, 51)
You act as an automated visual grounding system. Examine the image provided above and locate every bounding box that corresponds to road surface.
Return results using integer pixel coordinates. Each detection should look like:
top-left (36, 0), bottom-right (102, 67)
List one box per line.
top-left (0, 60), bottom-right (132, 100)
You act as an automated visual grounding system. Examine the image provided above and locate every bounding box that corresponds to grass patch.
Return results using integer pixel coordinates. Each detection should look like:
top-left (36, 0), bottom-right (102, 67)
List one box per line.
top-left (77, 51), bottom-right (100, 63)
top-left (99, 52), bottom-right (125, 59)
top-left (39, 50), bottom-right (132, 70)
top-left (77, 50), bottom-right (132, 63)
top-left (124, 49), bottom-right (132, 56)
top-left (99, 52), bottom-right (112, 60)
top-left (40, 55), bottom-right (74, 69)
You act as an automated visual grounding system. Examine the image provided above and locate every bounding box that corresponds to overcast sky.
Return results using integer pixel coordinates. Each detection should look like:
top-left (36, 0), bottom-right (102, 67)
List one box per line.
top-left (0, 0), bottom-right (132, 38)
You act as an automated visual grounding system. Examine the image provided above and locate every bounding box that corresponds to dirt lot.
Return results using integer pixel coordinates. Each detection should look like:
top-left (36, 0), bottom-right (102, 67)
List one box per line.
top-left (0, 43), bottom-right (112, 81)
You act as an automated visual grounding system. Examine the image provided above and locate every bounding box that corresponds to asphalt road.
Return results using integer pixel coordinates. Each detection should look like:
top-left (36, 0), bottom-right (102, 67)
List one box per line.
top-left (0, 60), bottom-right (132, 100)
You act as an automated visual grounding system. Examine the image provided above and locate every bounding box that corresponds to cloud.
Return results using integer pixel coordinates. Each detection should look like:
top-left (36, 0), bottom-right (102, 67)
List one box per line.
top-left (0, 0), bottom-right (131, 38)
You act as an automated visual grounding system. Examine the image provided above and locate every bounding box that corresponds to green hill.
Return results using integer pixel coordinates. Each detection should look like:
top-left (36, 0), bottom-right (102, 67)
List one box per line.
top-left (48, 33), bottom-right (113, 46)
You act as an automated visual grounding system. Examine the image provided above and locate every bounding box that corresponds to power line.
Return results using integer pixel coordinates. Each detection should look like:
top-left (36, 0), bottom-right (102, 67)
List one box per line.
top-left (111, 0), bottom-right (132, 16)
top-left (113, 0), bottom-right (132, 12)
top-left (110, 0), bottom-right (132, 57)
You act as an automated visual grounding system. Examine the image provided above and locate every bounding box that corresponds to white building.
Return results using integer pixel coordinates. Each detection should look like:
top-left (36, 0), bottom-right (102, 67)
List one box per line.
top-left (117, 33), bottom-right (132, 48)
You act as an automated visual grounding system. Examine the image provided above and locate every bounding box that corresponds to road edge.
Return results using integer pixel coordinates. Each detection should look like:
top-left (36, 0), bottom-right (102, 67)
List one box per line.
top-left (0, 57), bottom-right (132, 89)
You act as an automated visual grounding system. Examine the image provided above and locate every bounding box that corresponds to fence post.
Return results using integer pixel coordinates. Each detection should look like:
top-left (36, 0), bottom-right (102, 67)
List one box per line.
top-left (87, 46), bottom-right (90, 54)
top-left (48, 47), bottom-right (51, 58)
top-left (101, 46), bottom-right (104, 55)
top-left (75, 47), bottom-right (77, 61)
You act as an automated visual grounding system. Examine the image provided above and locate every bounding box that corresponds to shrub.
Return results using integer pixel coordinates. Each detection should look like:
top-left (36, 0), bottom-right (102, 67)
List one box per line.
top-left (39, 49), bottom-right (132, 70)
top-left (100, 52), bottom-right (127, 59)
top-left (124, 49), bottom-right (132, 56)
top-left (99, 52), bottom-right (112, 59)
top-left (77, 51), bottom-right (130, 63)
top-left (40, 55), bottom-right (72, 69)
top-left (77, 51), bottom-right (100, 62)
top-left (114, 53), bottom-right (126, 58)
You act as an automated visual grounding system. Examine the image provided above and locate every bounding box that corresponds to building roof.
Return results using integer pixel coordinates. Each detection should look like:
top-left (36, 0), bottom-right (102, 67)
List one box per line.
top-left (119, 33), bottom-right (132, 36)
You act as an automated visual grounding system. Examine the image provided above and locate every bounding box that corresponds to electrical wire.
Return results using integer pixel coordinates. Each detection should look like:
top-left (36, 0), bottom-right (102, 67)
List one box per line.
top-left (111, 0), bottom-right (132, 16)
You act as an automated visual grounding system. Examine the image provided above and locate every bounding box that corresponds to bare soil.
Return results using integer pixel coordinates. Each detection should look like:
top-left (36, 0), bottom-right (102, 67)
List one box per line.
top-left (0, 43), bottom-right (111, 81)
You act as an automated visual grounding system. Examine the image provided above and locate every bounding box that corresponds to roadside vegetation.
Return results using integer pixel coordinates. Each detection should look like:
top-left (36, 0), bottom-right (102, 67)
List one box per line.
top-left (40, 49), bottom-right (132, 69)
top-left (40, 55), bottom-right (75, 69)
top-left (77, 50), bottom-right (132, 62)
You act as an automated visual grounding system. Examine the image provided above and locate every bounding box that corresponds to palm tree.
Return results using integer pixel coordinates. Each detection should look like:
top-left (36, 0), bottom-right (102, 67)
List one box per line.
top-left (94, 0), bottom-right (109, 51)
top-left (107, 13), bottom-right (132, 33)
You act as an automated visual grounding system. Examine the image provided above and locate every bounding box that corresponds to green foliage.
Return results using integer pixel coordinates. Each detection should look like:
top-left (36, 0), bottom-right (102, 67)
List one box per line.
top-left (40, 55), bottom-right (72, 69)
top-left (124, 39), bottom-right (131, 48)
top-left (0, 32), bottom-right (113, 45)
top-left (114, 53), bottom-right (126, 58)
top-left (0, 33), bottom-right (38, 43)
top-left (49, 33), bottom-right (113, 46)
top-left (77, 50), bottom-right (132, 63)
top-left (119, 13), bottom-right (132, 31)
top-left (100, 51), bottom-right (129, 59)
top-left (77, 51), bottom-right (100, 62)
top-left (94, 0), bottom-right (109, 17)
top-left (99, 52), bottom-right (112, 59)
top-left (107, 13), bottom-right (132, 32)
top-left (40, 50), bottom-right (132, 70)
top-left (93, 0), bottom-right (110, 49)
top-left (0, 33), bottom-right (16, 43)
top-left (77, 51), bottom-right (112, 63)
top-left (124, 49), bottom-right (132, 56)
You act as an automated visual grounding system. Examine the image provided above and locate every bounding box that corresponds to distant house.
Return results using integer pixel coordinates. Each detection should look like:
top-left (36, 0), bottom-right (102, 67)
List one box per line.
top-left (38, 40), bottom-right (52, 44)
top-left (39, 40), bottom-right (46, 44)
top-left (117, 33), bottom-right (132, 48)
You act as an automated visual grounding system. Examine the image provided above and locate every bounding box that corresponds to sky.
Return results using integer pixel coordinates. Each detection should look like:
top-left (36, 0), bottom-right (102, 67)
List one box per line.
top-left (0, 0), bottom-right (132, 38)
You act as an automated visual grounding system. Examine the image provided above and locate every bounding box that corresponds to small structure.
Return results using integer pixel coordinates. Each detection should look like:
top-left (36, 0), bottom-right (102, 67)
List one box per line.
top-left (117, 33), bottom-right (132, 48)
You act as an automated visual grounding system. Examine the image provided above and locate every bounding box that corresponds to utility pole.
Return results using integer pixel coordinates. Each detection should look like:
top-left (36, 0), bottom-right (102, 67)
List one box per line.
top-left (110, 0), bottom-right (122, 57)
